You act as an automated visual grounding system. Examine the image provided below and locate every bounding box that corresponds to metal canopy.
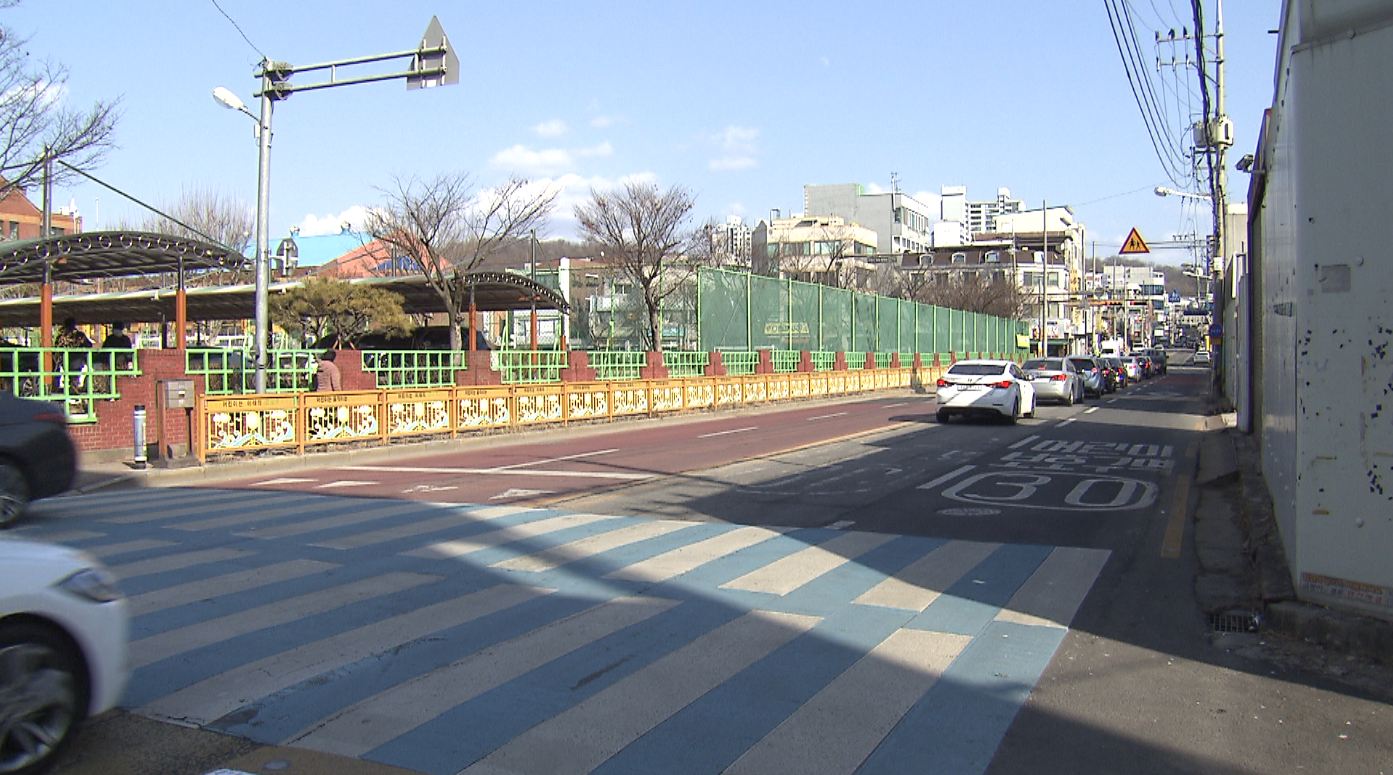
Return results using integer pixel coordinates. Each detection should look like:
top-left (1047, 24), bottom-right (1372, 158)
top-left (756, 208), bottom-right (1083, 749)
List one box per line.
top-left (0, 230), bottom-right (247, 285)
top-left (0, 271), bottom-right (568, 327)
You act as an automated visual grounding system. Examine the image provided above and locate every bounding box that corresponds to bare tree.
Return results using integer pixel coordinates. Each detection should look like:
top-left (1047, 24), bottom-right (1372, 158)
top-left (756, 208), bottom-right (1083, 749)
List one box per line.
top-left (366, 173), bottom-right (556, 350)
top-left (911, 271), bottom-right (1029, 319)
top-left (574, 182), bottom-right (701, 351)
top-left (0, 8), bottom-right (120, 194)
top-left (137, 186), bottom-right (254, 252)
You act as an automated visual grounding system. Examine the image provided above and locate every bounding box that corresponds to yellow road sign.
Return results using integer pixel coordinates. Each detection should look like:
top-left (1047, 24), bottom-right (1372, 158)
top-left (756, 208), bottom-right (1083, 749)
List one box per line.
top-left (1120, 227), bottom-right (1150, 254)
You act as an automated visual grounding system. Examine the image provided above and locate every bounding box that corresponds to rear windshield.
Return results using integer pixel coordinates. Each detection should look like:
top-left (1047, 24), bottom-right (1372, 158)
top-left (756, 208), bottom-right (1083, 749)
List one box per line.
top-left (947, 364), bottom-right (1006, 376)
top-left (1067, 358), bottom-right (1096, 369)
top-left (1023, 359), bottom-right (1063, 370)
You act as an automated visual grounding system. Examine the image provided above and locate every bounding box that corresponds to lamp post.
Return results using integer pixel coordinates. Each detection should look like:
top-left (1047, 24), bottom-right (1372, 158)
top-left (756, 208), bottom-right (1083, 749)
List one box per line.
top-left (211, 18), bottom-right (457, 392)
top-left (212, 84), bottom-right (273, 393)
top-left (1040, 200), bottom-right (1048, 358)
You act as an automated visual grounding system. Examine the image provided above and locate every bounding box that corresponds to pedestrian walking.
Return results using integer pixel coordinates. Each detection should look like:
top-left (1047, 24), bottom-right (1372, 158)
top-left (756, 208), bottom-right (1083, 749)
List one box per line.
top-left (315, 350), bottom-right (342, 392)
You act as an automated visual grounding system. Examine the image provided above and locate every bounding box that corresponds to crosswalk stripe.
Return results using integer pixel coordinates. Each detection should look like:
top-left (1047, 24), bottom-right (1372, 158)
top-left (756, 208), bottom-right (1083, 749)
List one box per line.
top-left (74, 538), bottom-right (173, 559)
top-left (233, 501), bottom-right (434, 540)
top-left (603, 525), bottom-right (786, 583)
top-left (404, 514), bottom-right (619, 560)
top-left (460, 609), bottom-right (820, 775)
top-left (994, 546), bottom-right (1110, 629)
top-left (109, 547), bottom-right (250, 579)
top-left (720, 531), bottom-right (897, 596)
top-left (129, 571), bottom-right (438, 669)
top-left (724, 628), bottom-right (971, 775)
top-left (491, 520), bottom-right (696, 573)
top-left (290, 595), bottom-right (681, 757)
top-left (142, 583), bottom-right (552, 726)
top-left (101, 490), bottom-right (280, 523)
top-left (853, 540), bottom-right (1002, 612)
top-left (172, 495), bottom-right (346, 532)
top-left (4, 529), bottom-right (103, 543)
top-left (126, 559), bottom-right (338, 617)
top-left (313, 507), bottom-right (513, 551)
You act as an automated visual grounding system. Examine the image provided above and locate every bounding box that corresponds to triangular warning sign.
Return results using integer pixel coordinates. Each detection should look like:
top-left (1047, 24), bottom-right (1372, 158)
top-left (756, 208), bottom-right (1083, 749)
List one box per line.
top-left (1120, 227), bottom-right (1150, 254)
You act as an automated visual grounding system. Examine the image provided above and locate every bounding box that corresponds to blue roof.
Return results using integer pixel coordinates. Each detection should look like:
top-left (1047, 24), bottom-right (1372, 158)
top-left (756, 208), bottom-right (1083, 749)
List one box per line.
top-left (245, 231), bottom-right (375, 267)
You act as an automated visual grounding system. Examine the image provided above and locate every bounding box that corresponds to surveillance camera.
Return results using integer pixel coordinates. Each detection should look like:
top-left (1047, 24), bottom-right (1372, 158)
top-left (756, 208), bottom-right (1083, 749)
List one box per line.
top-left (1236, 154), bottom-right (1255, 173)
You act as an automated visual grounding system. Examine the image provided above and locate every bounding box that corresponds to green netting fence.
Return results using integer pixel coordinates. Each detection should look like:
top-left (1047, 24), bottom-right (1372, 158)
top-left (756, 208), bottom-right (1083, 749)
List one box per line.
top-left (697, 267), bottom-right (1027, 359)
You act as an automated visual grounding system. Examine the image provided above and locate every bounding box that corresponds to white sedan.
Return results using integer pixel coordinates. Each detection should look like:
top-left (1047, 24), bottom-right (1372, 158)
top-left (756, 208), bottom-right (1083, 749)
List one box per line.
top-left (935, 359), bottom-right (1037, 424)
top-left (1, 538), bottom-right (129, 774)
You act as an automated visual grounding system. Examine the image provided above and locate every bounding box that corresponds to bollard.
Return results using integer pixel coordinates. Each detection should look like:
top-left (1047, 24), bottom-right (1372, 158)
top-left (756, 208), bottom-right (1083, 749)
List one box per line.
top-left (132, 404), bottom-right (147, 469)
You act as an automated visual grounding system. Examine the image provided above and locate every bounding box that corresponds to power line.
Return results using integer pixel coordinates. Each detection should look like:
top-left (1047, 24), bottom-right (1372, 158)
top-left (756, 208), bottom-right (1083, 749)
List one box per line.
top-left (1103, 0), bottom-right (1188, 185)
top-left (1119, 0), bottom-right (1186, 170)
top-left (209, 0), bottom-right (267, 60)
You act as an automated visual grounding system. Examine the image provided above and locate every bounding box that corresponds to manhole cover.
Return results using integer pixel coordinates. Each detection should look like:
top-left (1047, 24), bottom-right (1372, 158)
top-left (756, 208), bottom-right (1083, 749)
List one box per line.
top-left (938, 507), bottom-right (1001, 517)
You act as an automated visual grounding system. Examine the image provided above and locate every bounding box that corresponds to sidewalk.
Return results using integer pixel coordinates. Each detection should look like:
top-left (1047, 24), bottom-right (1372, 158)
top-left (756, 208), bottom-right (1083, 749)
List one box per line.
top-left (1190, 408), bottom-right (1393, 690)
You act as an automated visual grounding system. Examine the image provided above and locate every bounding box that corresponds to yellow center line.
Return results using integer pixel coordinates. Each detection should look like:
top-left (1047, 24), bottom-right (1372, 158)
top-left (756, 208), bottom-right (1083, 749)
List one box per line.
top-left (1161, 441), bottom-right (1199, 559)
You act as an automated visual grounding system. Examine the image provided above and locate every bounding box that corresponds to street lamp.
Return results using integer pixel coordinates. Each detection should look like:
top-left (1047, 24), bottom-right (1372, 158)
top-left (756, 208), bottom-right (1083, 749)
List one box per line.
top-left (211, 18), bottom-right (457, 393)
top-left (1154, 186), bottom-right (1212, 201)
top-left (213, 80), bottom-right (273, 393)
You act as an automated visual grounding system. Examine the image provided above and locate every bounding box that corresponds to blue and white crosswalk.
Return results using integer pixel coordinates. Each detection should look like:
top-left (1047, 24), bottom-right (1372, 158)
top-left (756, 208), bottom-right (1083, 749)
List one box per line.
top-left (19, 487), bottom-right (1109, 775)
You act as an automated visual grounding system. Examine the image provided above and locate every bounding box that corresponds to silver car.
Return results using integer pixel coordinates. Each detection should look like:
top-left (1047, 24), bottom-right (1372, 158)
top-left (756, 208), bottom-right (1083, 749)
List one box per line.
top-left (1066, 356), bottom-right (1107, 397)
top-left (1022, 358), bottom-right (1083, 405)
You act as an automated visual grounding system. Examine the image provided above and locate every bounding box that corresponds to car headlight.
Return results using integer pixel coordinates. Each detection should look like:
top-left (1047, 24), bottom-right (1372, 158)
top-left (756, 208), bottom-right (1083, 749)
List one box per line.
top-left (56, 567), bottom-right (124, 603)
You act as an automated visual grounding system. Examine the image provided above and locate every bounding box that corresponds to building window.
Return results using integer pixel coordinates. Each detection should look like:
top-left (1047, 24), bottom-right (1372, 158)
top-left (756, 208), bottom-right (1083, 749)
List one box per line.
top-left (951, 252), bottom-right (967, 265)
top-left (984, 250), bottom-right (1001, 263)
top-left (6, 221), bottom-right (16, 240)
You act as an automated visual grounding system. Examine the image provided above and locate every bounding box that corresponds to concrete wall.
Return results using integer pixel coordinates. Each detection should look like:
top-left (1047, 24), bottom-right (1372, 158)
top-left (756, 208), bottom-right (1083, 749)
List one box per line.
top-left (1253, 0), bottom-right (1393, 618)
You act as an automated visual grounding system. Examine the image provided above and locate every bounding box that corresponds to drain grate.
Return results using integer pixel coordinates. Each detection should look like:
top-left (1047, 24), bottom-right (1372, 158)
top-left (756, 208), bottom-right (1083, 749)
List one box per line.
top-left (1209, 609), bottom-right (1263, 633)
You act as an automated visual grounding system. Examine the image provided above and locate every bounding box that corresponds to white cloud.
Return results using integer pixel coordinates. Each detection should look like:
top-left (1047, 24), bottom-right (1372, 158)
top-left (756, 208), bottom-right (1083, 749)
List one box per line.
top-left (727, 202), bottom-right (747, 217)
top-left (533, 119), bottom-right (569, 138)
top-left (708, 125), bottom-right (760, 173)
top-left (863, 182), bottom-right (886, 194)
top-left (517, 171), bottom-right (659, 238)
top-left (820, 56), bottom-right (831, 68)
top-left (590, 115), bottom-right (618, 128)
top-left (491, 141), bottom-right (615, 175)
top-left (576, 141), bottom-right (614, 159)
top-left (490, 144), bottom-right (575, 175)
top-left (296, 205), bottom-right (373, 236)
top-left (709, 156), bottom-right (757, 172)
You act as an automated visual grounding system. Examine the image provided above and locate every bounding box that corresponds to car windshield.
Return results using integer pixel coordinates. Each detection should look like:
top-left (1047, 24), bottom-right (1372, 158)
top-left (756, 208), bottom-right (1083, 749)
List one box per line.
top-left (1023, 359), bottom-right (1063, 370)
top-left (1067, 359), bottom-right (1095, 370)
top-left (947, 364), bottom-right (1006, 376)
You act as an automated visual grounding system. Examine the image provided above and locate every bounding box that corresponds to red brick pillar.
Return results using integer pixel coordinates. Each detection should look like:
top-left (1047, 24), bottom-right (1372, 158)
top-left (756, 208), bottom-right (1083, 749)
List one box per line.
top-left (459, 350), bottom-right (501, 386)
top-left (756, 349), bottom-right (773, 374)
top-left (706, 351), bottom-right (727, 377)
top-left (640, 351), bottom-right (669, 380)
top-left (798, 351), bottom-right (814, 372)
top-left (560, 349), bottom-right (596, 382)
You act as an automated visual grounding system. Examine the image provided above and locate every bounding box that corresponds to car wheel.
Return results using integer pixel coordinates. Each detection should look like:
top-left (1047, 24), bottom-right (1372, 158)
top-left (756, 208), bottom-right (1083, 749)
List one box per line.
top-left (936, 409), bottom-right (950, 424)
top-left (1005, 398), bottom-right (1019, 425)
top-left (1064, 387), bottom-right (1074, 407)
top-left (0, 622), bottom-right (87, 775)
top-left (0, 461), bottom-right (29, 528)
top-left (1024, 395), bottom-right (1036, 418)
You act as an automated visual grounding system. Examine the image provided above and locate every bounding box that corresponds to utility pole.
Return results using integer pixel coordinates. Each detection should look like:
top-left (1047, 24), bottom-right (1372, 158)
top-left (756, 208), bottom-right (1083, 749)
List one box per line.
top-left (1040, 200), bottom-right (1048, 358)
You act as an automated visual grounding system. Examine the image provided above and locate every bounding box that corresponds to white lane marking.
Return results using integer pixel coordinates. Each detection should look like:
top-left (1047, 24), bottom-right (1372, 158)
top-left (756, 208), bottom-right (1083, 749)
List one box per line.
top-left (490, 488), bottom-right (555, 500)
top-left (1084, 407), bottom-right (1100, 414)
top-left (882, 402), bottom-right (909, 408)
top-left (604, 526), bottom-right (788, 583)
top-left (807, 411), bottom-right (849, 421)
top-left (917, 464), bottom-right (976, 491)
top-left (1059, 418), bottom-right (1077, 426)
top-left (251, 477), bottom-right (318, 486)
top-left (1009, 434), bottom-right (1041, 450)
top-left (489, 448), bottom-right (619, 472)
top-left (1107, 398), bottom-right (1119, 404)
top-left (339, 465), bottom-right (652, 481)
top-left (315, 480), bottom-right (378, 489)
top-left (827, 520), bottom-right (855, 530)
top-left (698, 426), bottom-right (758, 439)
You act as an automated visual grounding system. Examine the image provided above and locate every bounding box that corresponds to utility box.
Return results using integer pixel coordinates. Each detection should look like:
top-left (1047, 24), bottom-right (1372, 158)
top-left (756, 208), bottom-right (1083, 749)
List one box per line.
top-left (162, 379), bottom-right (195, 409)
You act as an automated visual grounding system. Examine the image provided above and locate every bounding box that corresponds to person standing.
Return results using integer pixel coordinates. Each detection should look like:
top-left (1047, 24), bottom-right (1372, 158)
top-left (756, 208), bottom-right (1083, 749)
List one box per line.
top-left (54, 317), bottom-right (91, 392)
top-left (315, 350), bottom-right (342, 392)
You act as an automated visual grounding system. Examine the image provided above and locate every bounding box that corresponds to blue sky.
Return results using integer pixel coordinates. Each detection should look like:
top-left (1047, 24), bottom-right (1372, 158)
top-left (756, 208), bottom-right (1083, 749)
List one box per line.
top-left (11, 1), bottom-right (1281, 264)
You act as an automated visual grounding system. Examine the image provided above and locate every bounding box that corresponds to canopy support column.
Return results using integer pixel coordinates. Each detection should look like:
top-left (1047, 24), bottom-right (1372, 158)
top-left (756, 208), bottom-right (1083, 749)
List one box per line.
top-left (40, 262), bottom-right (53, 376)
top-left (175, 255), bottom-right (187, 351)
top-left (468, 283), bottom-right (478, 353)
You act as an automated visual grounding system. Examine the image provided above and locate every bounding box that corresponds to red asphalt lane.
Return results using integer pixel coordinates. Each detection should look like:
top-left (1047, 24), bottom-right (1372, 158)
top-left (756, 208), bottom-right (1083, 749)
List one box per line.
top-left (215, 395), bottom-right (935, 505)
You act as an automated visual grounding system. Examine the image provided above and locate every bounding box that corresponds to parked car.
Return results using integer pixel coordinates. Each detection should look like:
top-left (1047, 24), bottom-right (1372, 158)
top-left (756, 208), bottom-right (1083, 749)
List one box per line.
top-left (1066, 355), bottom-right (1107, 397)
top-left (0, 395), bottom-right (78, 528)
top-left (1119, 356), bottom-right (1143, 382)
top-left (1022, 357), bottom-right (1084, 406)
top-left (1136, 355), bottom-right (1155, 379)
top-left (0, 538), bottom-right (129, 774)
top-left (935, 359), bottom-right (1037, 424)
top-left (1193, 349), bottom-right (1212, 365)
top-left (1102, 356), bottom-right (1128, 389)
top-left (1142, 348), bottom-right (1169, 375)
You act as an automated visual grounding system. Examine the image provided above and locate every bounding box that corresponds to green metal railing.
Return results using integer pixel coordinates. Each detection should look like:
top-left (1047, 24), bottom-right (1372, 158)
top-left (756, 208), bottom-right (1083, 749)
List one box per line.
top-left (721, 351), bottom-right (758, 376)
top-left (0, 347), bottom-right (140, 423)
top-left (898, 351), bottom-right (914, 367)
top-left (186, 349), bottom-right (316, 394)
top-left (874, 352), bottom-right (894, 369)
top-left (810, 351), bottom-right (837, 372)
top-left (495, 350), bottom-right (568, 384)
top-left (772, 350), bottom-right (800, 373)
top-left (588, 351), bottom-right (647, 381)
top-left (662, 351), bottom-right (709, 378)
top-left (845, 352), bottom-right (867, 370)
top-left (361, 350), bottom-right (462, 388)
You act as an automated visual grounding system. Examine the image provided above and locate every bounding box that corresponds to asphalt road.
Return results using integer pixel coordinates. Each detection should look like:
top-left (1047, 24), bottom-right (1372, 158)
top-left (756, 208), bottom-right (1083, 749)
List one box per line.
top-left (22, 361), bottom-right (1393, 774)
